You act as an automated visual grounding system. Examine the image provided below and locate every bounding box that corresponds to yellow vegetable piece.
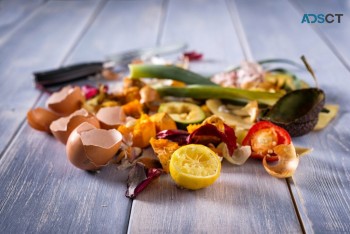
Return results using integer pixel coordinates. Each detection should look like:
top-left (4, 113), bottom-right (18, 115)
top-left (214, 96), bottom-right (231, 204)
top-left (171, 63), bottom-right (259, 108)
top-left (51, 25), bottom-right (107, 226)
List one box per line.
top-left (150, 112), bottom-right (177, 132)
top-left (187, 115), bottom-right (228, 134)
top-left (132, 114), bottom-right (156, 148)
top-left (295, 146), bottom-right (313, 157)
top-left (101, 101), bottom-right (119, 108)
top-left (169, 144), bottom-right (221, 190)
top-left (186, 123), bottom-right (202, 133)
top-left (314, 104), bottom-right (339, 131)
top-left (122, 100), bottom-right (143, 119)
top-left (150, 138), bottom-right (179, 173)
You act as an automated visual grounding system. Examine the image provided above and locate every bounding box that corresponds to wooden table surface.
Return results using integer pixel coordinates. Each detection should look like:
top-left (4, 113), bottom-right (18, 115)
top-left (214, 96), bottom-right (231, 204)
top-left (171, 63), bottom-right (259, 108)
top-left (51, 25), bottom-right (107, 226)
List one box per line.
top-left (1, 0), bottom-right (349, 233)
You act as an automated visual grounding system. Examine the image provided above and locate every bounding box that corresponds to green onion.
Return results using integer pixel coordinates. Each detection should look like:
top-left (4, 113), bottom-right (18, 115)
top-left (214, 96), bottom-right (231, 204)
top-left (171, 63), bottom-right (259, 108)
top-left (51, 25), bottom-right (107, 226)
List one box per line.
top-left (129, 64), bottom-right (216, 85)
top-left (156, 85), bottom-right (284, 106)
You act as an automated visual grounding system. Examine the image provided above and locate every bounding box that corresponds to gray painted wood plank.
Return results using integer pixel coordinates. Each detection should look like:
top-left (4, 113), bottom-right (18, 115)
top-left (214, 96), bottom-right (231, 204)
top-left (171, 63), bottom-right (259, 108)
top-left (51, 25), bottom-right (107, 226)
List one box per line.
top-left (161, 0), bottom-right (245, 75)
top-left (232, 0), bottom-right (350, 233)
top-left (0, 0), bottom-right (46, 45)
top-left (292, 0), bottom-right (350, 71)
top-left (68, 0), bottom-right (164, 62)
top-left (128, 0), bottom-right (302, 233)
top-left (0, 0), bottom-right (163, 233)
top-left (0, 0), bottom-right (102, 155)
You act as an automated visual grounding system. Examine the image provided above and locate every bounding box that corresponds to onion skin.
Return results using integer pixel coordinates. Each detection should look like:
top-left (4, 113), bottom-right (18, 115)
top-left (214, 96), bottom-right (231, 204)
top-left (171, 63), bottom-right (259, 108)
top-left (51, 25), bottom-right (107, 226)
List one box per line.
top-left (262, 143), bottom-right (299, 178)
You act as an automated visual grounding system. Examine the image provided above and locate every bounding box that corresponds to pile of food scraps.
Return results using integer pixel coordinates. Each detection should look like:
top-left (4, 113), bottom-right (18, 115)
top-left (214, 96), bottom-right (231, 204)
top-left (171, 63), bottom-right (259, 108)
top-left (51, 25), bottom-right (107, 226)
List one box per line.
top-left (27, 55), bottom-right (339, 198)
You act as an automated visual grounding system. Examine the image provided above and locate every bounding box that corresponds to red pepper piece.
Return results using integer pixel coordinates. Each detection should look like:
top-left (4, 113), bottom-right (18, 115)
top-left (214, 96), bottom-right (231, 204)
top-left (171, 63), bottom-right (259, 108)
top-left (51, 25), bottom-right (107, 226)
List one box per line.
top-left (242, 121), bottom-right (291, 161)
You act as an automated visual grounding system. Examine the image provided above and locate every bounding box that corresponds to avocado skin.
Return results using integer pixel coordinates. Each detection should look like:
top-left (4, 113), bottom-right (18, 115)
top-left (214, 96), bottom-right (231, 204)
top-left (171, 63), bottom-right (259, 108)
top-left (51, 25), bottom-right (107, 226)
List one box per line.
top-left (273, 117), bottom-right (319, 137)
top-left (261, 88), bottom-right (325, 137)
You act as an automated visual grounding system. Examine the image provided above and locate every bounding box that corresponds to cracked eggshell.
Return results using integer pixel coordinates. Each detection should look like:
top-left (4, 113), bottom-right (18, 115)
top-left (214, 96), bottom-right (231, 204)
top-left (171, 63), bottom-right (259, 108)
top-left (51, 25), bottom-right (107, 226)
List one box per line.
top-left (66, 122), bottom-right (123, 171)
top-left (27, 107), bottom-right (60, 133)
top-left (96, 106), bottom-right (126, 129)
top-left (50, 108), bottom-right (100, 144)
top-left (46, 86), bottom-right (84, 115)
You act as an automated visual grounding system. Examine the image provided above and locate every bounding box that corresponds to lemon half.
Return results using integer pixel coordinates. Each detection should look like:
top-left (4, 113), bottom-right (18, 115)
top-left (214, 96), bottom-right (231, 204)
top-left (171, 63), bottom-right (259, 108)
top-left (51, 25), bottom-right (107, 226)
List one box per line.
top-left (169, 144), bottom-right (221, 190)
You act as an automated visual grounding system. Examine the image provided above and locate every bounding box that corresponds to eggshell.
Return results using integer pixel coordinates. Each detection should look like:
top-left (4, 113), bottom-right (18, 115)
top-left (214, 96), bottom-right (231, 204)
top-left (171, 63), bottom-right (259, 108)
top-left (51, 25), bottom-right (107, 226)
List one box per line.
top-left (96, 106), bottom-right (126, 129)
top-left (66, 122), bottom-right (123, 170)
top-left (27, 107), bottom-right (60, 132)
top-left (46, 86), bottom-right (84, 115)
top-left (50, 108), bottom-right (100, 144)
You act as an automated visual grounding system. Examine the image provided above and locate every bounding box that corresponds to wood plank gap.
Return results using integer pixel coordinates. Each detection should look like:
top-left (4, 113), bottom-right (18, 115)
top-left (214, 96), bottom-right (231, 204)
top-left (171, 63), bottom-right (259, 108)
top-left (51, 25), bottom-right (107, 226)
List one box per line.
top-left (286, 177), bottom-right (309, 234)
top-left (225, 0), bottom-right (253, 61)
top-left (0, 1), bottom-right (49, 47)
top-left (227, 1), bottom-right (307, 232)
top-left (156, 0), bottom-right (169, 45)
top-left (59, 0), bottom-right (108, 66)
top-left (287, 177), bottom-right (315, 234)
top-left (126, 0), bottom-right (169, 232)
top-left (288, 0), bottom-right (350, 73)
top-left (0, 0), bottom-right (108, 163)
top-left (0, 0), bottom-right (109, 214)
top-left (0, 92), bottom-right (44, 161)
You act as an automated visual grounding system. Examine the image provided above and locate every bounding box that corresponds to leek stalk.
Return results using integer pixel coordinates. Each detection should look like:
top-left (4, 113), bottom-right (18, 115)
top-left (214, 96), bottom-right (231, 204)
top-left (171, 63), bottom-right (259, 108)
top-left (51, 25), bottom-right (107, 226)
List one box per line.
top-left (156, 85), bottom-right (284, 106)
top-left (129, 64), bottom-right (216, 85)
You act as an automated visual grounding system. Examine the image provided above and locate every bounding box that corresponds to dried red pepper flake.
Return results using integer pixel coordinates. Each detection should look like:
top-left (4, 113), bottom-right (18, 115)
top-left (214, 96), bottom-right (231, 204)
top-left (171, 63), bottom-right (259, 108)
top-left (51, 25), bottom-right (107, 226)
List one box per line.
top-left (183, 51), bottom-right (203, 61)
top-left (156, 129), bottom-right (189, 145)
top-left (126, 163), bottom-right (163, 199)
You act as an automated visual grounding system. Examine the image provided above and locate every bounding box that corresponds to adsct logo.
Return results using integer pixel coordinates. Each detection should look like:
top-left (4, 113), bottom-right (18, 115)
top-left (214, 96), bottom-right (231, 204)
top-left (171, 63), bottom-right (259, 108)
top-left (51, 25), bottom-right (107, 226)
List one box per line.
top-left (301, 13), bottom-right (343, 23)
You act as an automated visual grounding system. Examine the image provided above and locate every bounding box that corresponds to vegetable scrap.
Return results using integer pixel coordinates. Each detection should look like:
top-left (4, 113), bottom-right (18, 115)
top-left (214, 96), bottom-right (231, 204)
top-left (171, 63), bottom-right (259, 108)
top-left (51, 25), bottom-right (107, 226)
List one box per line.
top-left (27, 54), bottom-right (339, 198)
top-left (182, 51), bottom-right (203, 61)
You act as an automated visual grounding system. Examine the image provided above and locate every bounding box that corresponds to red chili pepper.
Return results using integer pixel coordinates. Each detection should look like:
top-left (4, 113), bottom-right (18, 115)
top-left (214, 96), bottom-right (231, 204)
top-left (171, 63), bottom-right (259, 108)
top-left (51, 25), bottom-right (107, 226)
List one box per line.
top-left (242, 121), bottom-right (291, 161)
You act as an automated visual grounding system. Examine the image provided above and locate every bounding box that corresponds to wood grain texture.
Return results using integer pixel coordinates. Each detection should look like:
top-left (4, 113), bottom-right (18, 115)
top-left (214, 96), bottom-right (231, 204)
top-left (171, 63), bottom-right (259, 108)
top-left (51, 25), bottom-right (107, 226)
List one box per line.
top-left (0, 0), bottom-right (163, 233)
top-left (232, 0), bottom-right (350, 232)
top-left (68, 0), bottom-right (165, 63)
top-left (0, 126), bottom-right (130, 233)
top-left (0, 0), bottom-right (102, 155)
top-left (292, 0), bottom-right (350, 71)
top-left (128, 0), bottom-right (302, 233)
top-left (0, 0), bottom-right (46, 45)
top-left (160, 0), bottom-right (244, 75)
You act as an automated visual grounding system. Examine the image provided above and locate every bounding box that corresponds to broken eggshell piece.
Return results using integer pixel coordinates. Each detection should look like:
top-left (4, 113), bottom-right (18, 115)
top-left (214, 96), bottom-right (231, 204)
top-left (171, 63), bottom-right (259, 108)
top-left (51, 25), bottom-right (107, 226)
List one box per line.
top-left (50, 108), bottom-right (100, 144)
top-left (27, 107), bottom-right (60, 133)
top-left (66, 122), bottom-right (123, 171)
top-left (96, 106), bottom-right (126, 129)
top-left (46, 86), bottom-right (84, 115)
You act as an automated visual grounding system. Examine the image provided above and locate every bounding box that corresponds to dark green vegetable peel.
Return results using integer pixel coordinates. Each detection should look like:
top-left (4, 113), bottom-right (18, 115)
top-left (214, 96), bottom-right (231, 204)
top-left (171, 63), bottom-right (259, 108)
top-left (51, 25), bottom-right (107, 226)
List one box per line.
top-left (129, 64), bottom-right (216, 85)
top-left (261, 88), bottom-right (325, 137)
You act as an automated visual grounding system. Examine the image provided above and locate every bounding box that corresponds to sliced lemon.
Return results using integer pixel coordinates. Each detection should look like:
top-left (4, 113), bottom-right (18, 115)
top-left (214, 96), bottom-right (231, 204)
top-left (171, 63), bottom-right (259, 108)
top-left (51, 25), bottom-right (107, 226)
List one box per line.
top-left (169, 144), bottom-right (221, 190)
